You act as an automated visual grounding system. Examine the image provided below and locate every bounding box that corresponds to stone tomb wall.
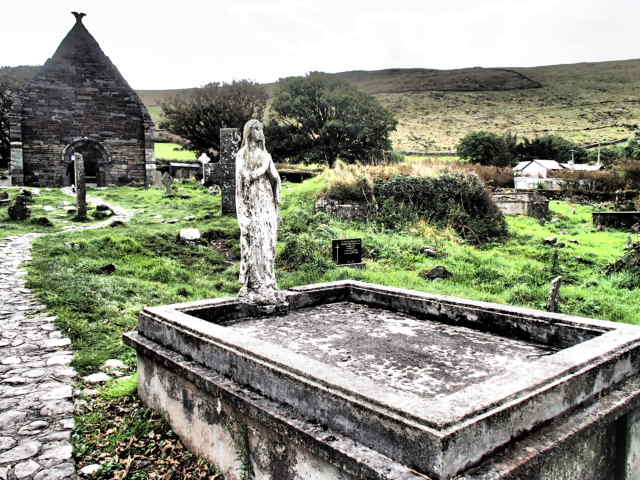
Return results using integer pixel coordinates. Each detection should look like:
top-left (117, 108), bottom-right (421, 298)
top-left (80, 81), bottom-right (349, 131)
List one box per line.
top-left (125, 280), bottom-right (640, 480)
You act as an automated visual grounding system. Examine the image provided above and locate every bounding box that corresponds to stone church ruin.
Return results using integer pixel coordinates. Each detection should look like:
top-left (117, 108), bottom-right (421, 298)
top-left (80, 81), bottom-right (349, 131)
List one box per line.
top-left (9, 12), bottom-right (155, 187)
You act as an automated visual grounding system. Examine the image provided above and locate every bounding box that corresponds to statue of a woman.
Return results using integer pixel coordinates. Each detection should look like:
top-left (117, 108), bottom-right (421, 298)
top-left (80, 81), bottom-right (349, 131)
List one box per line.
top-left (235, 119), bottom-right (284, 306)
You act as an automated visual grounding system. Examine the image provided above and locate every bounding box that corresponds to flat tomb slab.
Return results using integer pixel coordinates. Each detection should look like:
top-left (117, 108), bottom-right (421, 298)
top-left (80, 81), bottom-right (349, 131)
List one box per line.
top-left (227, 301), bottom-right (556, 399)
top-left (129, 280), bottom-right (640, 479)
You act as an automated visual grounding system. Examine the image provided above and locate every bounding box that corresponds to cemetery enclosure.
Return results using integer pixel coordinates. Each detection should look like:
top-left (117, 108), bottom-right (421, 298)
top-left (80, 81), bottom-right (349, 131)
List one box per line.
top-left (11, 182), bottom-right (639, 477)
top-left (125, 280), bottom-right (640, 480)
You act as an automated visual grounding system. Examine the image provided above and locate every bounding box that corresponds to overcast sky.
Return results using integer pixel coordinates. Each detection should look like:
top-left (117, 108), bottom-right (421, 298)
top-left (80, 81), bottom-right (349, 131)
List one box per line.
top-left (2, 0), bottom-right (639, 90)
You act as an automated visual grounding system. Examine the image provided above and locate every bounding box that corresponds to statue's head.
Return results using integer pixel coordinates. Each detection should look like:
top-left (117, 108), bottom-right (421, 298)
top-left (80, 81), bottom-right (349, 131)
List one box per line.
top-left (242, 119), bottom-right (265, 150)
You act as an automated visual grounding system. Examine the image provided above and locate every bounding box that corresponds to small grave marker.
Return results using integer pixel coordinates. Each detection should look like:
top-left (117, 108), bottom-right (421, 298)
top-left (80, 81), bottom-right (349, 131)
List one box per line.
top-left (73, 153), bottom-right (87, 220)
top-left (332, 238), bottom-right (365, 268)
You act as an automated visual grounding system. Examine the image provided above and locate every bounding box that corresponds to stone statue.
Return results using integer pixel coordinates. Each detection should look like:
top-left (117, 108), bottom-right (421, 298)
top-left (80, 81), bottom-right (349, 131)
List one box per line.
top-left (235, 120), bottom-right (285, 308)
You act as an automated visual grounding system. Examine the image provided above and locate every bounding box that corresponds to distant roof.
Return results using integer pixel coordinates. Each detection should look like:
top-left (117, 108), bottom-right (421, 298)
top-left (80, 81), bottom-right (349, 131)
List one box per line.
top-left (513, 159), bottom-right (563, 171)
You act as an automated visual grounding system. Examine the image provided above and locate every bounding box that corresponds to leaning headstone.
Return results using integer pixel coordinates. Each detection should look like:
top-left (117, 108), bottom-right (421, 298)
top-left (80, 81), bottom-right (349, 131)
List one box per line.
top-left (8, 193), bottom-right (31, 220)
top-left (208, 128), bottom-right (240, 215)
top-left (73, 153), bottom-right (87, 220)
top-left (547, 275), bottom-right (562, 312)
top-left (235, 120), bottom-right (286, 308)
top-left (161, 172), bottom-right (175, 196)
top-left (332, 238), bottom-right (365, 268)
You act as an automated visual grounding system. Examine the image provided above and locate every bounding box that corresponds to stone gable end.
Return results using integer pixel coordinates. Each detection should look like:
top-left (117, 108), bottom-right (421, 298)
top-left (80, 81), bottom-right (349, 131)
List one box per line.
top-left (10, 12), bottom-right (155, 187)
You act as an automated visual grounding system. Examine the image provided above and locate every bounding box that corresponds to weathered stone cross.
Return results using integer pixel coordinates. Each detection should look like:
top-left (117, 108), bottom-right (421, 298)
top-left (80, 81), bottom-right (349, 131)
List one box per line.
top-left (206, 128), bottom-right (241, 216)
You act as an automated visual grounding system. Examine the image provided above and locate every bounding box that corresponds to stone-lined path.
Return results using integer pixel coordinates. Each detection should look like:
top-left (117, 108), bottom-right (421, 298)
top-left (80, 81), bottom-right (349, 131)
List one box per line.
top-left (0, 191), bottom-right (132, 479)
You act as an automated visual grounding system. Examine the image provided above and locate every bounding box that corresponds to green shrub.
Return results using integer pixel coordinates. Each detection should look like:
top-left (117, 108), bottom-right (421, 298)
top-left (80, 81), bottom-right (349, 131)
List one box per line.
top-left (456, 131), bottom-right (513, 167)
top-left (606, 241), bottom-right (640, 289)
top-left (374, 171), bottom-right (508, 244)
top-left (278, 232), bottom-right (331, 272)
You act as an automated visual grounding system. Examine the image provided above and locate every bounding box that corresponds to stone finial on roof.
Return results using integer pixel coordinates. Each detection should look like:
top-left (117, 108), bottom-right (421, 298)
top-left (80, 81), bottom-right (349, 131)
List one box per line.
top-left (71, 12), bottom-right (86, 23)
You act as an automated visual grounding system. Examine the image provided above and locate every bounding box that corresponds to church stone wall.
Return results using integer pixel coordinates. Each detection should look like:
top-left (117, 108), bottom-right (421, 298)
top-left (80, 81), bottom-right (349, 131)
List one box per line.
top-left (11, 14), bottom-right (154, 187)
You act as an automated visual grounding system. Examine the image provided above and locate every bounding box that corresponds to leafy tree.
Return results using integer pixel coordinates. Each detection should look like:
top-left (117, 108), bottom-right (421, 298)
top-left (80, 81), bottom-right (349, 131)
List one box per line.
top-left (160, 80), bottom-right (268, 156)
top-left (518, 135), bottom-right (587, 163)
top-left (623, 134), bottom-right (640, 160)
top-left (267, 73), bottom-right (397, 167)
top-left (456, 131), bottom-right (513, 167)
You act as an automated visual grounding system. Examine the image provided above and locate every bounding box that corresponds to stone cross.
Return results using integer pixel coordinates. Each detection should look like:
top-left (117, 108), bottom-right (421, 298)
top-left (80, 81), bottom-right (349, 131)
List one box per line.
top-left (161, 172), bottom-right (175, 196)
top-left (198, 152), bottom-right (211, 184)
top-left (235, 120), bottom-right (286, 310)
top-left (207, 128), bottom-right (240, 216)
top-left (73, 153), bottom-right (87, 220)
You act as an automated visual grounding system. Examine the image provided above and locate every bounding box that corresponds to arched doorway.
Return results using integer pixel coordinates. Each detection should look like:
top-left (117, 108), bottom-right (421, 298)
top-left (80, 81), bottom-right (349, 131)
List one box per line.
top-left (63, 139), bottom-right (110, 186)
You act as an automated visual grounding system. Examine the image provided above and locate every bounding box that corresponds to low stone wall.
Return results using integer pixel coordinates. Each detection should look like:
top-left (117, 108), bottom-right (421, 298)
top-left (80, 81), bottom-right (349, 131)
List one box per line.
top-left (315, 197), bottom-right (369, 220)
top-left (535, 189), bottom-right (639, 203)
top-left (125, 280), bottom-right (640, 480)
top-left (593, 211), bottom-right (640, 229)
top-left (491, 192), bottom-right (549, 219)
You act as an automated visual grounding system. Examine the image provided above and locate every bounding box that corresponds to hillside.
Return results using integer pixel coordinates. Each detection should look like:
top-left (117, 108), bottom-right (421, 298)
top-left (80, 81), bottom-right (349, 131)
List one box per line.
top-left (4, 59), bottom-right (639, 153)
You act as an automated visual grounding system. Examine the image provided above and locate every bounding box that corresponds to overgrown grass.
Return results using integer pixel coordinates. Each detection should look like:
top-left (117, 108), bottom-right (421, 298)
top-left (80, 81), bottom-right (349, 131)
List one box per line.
top-left (0, 188), bottom-right (100, 240)
top-left (279, 177), bottom-right (640, 324)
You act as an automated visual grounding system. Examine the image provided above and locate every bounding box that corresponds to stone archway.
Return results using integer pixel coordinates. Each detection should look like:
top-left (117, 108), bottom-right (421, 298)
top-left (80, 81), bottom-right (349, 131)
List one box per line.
top-left (63, 139), bottom-right (110, 186)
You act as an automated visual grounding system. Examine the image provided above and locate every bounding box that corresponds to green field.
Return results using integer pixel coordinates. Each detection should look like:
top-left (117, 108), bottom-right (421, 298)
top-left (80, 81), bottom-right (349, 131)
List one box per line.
top-left (135, 58), bottom-right (640, 153)
top-left (155, 142), bottom-right (197, 161)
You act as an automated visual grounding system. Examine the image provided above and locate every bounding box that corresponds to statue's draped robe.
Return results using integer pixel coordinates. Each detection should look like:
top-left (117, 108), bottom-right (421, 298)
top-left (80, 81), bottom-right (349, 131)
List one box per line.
top-left (236, 147), bottom-right (279, 302)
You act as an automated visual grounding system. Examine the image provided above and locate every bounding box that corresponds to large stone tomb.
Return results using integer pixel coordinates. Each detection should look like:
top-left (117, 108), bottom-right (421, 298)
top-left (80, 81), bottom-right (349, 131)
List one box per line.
top-left (125, 281), bottom-right (640, 480)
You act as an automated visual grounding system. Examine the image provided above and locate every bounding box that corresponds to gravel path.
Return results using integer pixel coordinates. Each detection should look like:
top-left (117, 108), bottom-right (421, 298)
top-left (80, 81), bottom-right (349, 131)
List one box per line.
top-left (0, 191), bottom-right (132, 479)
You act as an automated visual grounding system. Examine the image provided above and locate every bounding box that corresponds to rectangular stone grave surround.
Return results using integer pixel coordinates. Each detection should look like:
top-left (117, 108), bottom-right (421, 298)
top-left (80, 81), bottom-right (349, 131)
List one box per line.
top-left (593, 211), bottom-right (640, 229)
top-left (491, 192), bottom-right (549, 219)
top-left (125, 281), bottom-right (640, 480)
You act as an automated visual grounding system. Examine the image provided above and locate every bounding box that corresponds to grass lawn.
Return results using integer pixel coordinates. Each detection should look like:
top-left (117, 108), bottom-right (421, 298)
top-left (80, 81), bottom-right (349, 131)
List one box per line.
top-left (155, 142), bottom-right (197, 161)
top-left (22, 177), bottom-right (639, 477)
top-left (0, 188), bottom-right (101, 240)
top-left (278, 176), bottom-right (639, 324)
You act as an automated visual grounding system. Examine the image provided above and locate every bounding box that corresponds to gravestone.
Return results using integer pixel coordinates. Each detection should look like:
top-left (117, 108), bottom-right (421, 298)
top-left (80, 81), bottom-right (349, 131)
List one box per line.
top-left (161, 172), bottom-right (175, 196)
top-left (8, 192), bottom-right (31, 220)
top-left (207, 128), bottom-right (240, 216)
top-left (152, 170), bottom-right (163, 188)
top-left (73, 153), bottom-right (87, 220)
top-left (0, 191), bottom-right (9, 207)
top-left (332, 238), bottom-right (365, 268)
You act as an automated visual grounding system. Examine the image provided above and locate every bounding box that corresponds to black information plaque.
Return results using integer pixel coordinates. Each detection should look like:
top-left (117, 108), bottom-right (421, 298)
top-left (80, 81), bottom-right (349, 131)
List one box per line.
top-left (332, 238), bottom-right (363, 266)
